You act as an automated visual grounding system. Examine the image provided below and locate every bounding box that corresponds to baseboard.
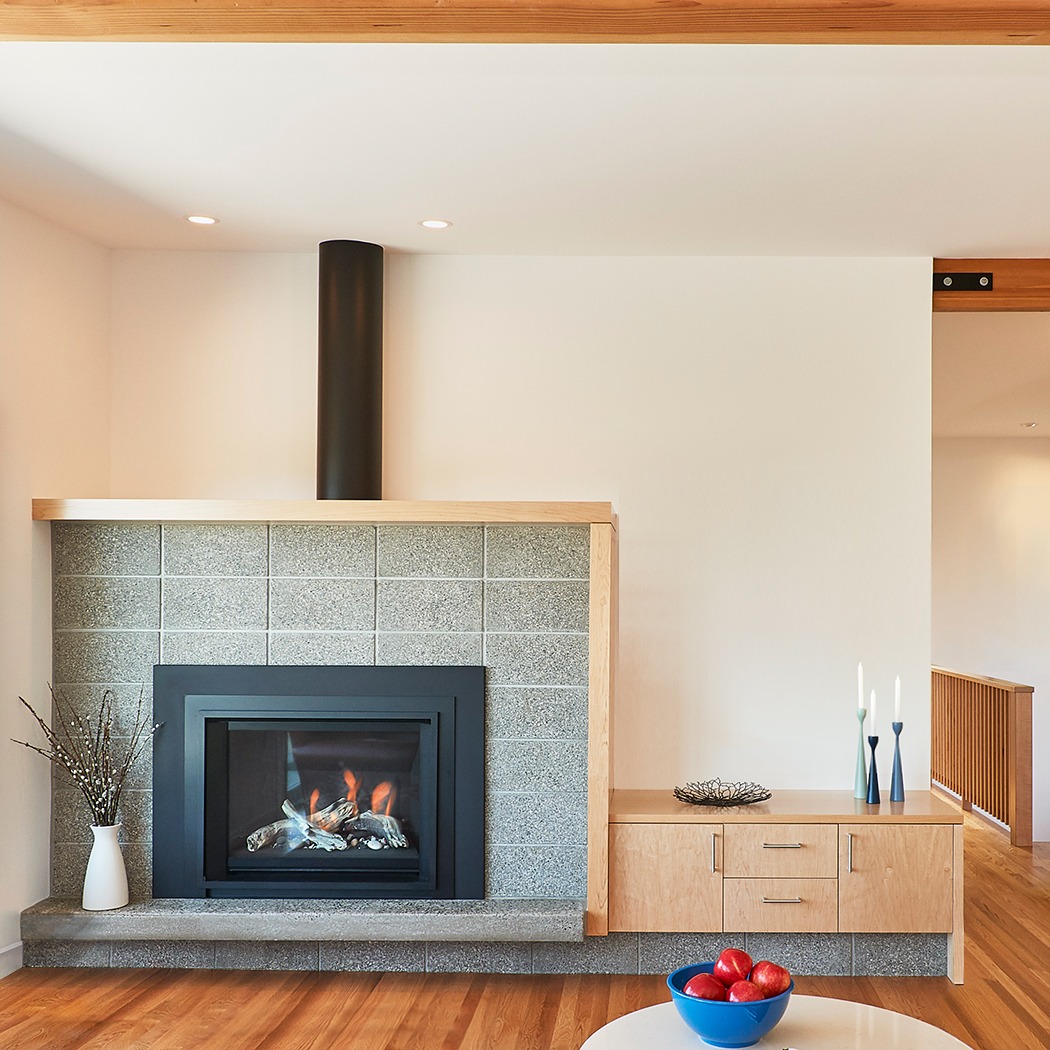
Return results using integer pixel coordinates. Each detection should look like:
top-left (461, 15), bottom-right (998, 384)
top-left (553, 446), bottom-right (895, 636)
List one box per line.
top-left (0, 941), bottom-right (23, 979)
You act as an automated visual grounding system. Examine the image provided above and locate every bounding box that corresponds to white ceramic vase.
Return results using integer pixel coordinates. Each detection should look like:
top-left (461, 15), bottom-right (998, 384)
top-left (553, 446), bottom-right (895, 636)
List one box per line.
top-left (82, 824), bottom-right (129, 911)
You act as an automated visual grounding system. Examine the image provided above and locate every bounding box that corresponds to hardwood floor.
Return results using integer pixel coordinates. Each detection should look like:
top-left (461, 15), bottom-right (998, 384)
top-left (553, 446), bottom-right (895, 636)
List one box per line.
top-left (0, 813), bottom-right (1046, 1050)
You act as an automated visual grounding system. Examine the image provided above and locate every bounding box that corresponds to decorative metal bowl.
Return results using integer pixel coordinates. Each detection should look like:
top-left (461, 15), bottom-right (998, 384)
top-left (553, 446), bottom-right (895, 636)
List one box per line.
top-left (673, 778), bottom-right (772, 808)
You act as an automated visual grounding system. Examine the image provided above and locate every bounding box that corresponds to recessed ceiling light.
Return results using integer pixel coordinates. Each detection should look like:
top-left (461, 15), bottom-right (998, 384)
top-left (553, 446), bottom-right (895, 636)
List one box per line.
top-left (419, 219), bottom-right (452, 229)
top-left (1021, 422), bottom-right (1039, 429)
top-left (185, 214), bottom-right (219, 225)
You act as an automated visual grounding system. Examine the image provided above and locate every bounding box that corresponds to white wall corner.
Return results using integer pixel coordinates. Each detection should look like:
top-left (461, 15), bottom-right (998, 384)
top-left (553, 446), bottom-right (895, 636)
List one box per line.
top-left (0, 941), bottom-right (24, 979)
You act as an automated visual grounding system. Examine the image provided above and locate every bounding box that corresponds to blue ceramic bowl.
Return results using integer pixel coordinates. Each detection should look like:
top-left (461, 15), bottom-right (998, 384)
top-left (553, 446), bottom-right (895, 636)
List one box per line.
top-left (667, 963), bottom-right (793, 1048)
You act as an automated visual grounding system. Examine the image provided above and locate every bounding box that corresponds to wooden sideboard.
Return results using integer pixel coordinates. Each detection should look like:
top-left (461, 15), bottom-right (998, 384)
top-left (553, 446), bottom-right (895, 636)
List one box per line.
top-left (608, 789), bottom-right (964, 983)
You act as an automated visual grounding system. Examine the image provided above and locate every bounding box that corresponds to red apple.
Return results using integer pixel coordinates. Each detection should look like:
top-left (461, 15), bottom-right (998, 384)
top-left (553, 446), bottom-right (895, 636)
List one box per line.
top-left (682, 972), bottom-right (727, 1000)
top-left (727, 979), bottom-right (765, 1003)
top-left (749, 959), bottom-right (792, 998)
top-left (713, 947), bottom-right (753, 987)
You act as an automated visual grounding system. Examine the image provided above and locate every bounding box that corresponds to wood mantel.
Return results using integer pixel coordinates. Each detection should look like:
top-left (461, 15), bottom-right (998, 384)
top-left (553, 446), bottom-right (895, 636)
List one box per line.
top-left (32, 498), bottom-right (615, 526)
top-left (4, 0), bottom-right (1050, 45)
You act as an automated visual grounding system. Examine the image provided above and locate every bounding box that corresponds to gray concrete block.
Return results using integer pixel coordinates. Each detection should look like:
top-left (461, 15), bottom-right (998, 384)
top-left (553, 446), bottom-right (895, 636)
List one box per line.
top-left (487, 739), bottom-right (587, 793)
top-left (161, 631), bottom-right (266, 665)
top-left (487, 845), bottom-right (587, 899)
top-left (23, 940), bottom-right (113, 968)
top-left (487, 792), bottom-right (588, 846)
top-left (268, 632), bottom-right (375, 666)
top-left (377, 526), bottom-right (483, 579)
top-left (852, 933), bottom-right (948, 977)
top-left (52, 788), bottom-right (152, 845)
top-left (163, 577), bottom-right (268, 630)
top-left (533, 933), bottom-right (639, 975)
top-left (53, 630), bottom-right (159, 684)
top-left (746, 933), bottom-right (853, 976)
top-left (269, 577), bottom-right (375, 631)
top-left (214, 941), bottom-right (320, 971)
top-left (54, 576), bottom-right (160, 630)
top-left (484, 634), bottom-right (588, 688)
top-left (163, 524), bottom-right (268, 577)
top-left (376, 632), bottom-right (483, 666)
top-left (485, 580), bottom-right (589, 633)
top-left (638, 934), bottom-right (737, 975)
top-left (426, 942), bottom-right (533, 974)
top-left (377, 579), bottom-right (483, 632)
top-left (50, 842), bottom-right (152, 900)
top-left (110, 940), bottom-right (215, 969)
top-left (486, 687), bottom-right (587, 740)
top-left (319, 941), bottom-right (426, 972)
top-left (485, 526), bottom-right (589, 580)
top-left (270, 524), bottom-right (375, 577)
top-left (53, 523), bottom-right (160, 577)
top-left (52, 684), bottom-right (154, 739)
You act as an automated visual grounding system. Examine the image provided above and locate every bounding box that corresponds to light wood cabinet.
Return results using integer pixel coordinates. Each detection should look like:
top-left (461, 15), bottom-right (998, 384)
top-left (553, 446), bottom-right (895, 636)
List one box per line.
top-left (609, 823), bottom-right (722, 932)
top-left (608, 790), bottom-right (964, 982)
top-left (838, 824), bottom-right (954, 933)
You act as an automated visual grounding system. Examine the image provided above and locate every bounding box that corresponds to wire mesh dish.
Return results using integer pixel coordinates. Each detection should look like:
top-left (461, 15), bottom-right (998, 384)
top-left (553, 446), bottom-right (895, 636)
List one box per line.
top-left (673, 778), bottom-right (772, 807)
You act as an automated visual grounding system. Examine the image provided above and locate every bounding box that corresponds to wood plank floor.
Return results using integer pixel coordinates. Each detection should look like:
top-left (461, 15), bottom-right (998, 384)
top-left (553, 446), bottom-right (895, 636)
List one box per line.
top-left (0, 812), bottom-right (1046, 1050)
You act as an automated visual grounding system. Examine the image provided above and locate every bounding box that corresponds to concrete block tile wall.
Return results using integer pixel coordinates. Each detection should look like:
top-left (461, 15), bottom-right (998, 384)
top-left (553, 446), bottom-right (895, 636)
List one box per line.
top-left (49, 521), bottom-right (590, 907)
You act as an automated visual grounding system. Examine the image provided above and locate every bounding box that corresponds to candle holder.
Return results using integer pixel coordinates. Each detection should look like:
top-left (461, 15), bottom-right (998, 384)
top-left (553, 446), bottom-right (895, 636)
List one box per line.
top-left (853, 708), bottom-right (868, 799)
top-left (866, 735), bottom-right (881, 805)
top-left (890, 721), bottom-right (905, 802)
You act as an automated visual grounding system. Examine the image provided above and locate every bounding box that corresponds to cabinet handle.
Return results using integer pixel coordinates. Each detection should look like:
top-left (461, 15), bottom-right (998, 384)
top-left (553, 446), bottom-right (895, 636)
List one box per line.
top-left (762, 897), bottom-right (803, 904)
top-left (847, 832), bottom-right (854, 873)
top-left (711, 832), bottom-right (717, 874)
top-left (761, 842), bottom-right (802, 849)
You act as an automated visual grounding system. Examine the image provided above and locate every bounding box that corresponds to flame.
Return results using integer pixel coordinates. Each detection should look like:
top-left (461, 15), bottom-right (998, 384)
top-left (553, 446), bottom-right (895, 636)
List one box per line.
top-left (371, 781), bottom-right (396, 817)
top-left (308, 788), bottom-right (320, 820)
top-left (343, 769), bottom-right (359, 804)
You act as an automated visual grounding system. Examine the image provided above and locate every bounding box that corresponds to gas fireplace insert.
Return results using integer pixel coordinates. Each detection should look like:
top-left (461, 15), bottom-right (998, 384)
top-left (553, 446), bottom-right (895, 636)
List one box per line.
top-left (152, 664), bottom-right (485, 899)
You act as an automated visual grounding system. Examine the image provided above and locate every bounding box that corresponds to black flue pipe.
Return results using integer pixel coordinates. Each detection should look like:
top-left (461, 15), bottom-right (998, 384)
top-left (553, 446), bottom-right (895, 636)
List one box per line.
top-left (316, 240), bottom-right (384, 500)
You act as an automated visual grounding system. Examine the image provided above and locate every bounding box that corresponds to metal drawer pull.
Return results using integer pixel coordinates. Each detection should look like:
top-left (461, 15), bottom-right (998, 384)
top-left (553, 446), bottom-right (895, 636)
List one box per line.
top-left (762, 897), bottom-right (803, 904)
top-left (847, 832), bottom-right (854, 873)
top-left (761, 842), bottom-right (802, 849)
top-left (711, 833), bottom-right (717, 874)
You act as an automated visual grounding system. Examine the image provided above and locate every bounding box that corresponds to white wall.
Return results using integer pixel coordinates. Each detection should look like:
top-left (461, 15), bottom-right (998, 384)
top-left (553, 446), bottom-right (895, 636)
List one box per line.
top-left (110, 251), bottom-right (933, 794)
top-left (0, 199), bottom-right (111, 969)
top-left (932, 437), bottom-right (1050, 841)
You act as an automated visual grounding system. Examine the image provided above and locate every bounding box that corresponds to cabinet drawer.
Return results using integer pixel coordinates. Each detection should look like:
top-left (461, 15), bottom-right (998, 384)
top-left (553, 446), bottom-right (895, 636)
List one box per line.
top-left (723, 878), bottom-right (838, 933)
top-left (723, 824), bottom-right (837, 878)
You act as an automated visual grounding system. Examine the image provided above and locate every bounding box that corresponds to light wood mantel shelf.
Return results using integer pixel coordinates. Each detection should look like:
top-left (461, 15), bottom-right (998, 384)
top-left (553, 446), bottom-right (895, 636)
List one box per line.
top-left (32, 498), bottom-right (616, 526)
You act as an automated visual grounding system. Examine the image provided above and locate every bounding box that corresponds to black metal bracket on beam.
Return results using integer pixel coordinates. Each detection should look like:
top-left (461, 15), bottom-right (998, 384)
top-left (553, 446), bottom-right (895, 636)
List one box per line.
top-left (933, 272), bottom-right (993, 291)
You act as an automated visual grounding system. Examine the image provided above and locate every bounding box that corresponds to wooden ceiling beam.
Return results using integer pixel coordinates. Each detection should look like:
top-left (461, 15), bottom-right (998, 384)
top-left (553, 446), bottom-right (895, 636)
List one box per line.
top-left (4, 1), bottom-right (1050, 44)
top-left (933, 259), bottom-right (1050, 312)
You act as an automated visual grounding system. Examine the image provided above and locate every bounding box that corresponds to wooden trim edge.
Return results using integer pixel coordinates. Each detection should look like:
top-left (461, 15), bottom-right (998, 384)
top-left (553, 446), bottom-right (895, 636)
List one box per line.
top-left (934, 259), bottom-right (1050, 312)
top-left (585, 523), bottom-right (614, 936)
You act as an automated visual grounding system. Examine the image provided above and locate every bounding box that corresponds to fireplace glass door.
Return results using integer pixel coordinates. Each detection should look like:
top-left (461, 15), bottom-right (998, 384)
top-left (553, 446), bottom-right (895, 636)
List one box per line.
top-left (208, 718), bottom-right (436, 888)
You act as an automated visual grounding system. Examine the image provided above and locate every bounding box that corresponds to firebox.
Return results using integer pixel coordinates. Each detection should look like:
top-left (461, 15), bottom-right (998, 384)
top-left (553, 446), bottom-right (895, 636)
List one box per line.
top-left (152, 665), bottom-right (485, 899)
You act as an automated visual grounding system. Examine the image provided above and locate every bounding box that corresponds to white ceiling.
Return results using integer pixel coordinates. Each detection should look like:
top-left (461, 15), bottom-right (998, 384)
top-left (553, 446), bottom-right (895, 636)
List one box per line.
top-left (4, 43), bottom-right (1050, 255)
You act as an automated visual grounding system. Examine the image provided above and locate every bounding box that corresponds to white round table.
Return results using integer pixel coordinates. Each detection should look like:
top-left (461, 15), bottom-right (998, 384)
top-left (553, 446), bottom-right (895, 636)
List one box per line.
top-left (580, 996), bottom-right (973, 1049)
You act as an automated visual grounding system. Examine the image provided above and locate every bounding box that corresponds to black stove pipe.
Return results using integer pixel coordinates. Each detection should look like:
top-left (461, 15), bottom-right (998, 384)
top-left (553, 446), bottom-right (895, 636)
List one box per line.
top-left (316, 240), bottom-right (384, 500)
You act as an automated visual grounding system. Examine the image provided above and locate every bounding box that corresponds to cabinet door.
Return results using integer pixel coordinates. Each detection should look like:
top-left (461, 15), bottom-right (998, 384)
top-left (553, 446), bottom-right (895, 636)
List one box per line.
top-left (609, 823), bottom-right (722, 932)
top-left (838, 824), bottom-right (953, 933)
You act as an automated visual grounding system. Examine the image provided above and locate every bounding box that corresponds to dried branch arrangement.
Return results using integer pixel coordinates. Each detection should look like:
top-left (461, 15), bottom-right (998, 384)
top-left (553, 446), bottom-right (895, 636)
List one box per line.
top-left (673, 778), bottom-right (772, 808)
top-left (12, 686), bottom-right (159, 827)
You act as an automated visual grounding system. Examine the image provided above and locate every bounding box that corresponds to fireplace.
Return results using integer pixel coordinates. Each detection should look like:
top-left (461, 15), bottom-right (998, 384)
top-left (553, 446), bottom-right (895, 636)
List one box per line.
top-left (152, 664), bottom-right (485, 899)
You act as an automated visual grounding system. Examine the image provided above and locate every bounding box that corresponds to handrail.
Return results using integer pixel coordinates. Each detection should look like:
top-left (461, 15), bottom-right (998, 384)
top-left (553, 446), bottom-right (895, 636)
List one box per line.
top-left (931, 667), bottom-right (1033, 847)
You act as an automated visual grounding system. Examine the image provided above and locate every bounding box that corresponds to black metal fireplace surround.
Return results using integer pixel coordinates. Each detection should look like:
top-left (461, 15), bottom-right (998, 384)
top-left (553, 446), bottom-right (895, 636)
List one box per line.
top-left (153, 665), bottom-right (485, 899)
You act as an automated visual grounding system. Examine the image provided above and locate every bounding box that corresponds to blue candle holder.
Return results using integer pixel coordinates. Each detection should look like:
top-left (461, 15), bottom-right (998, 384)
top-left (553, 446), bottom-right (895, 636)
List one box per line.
top-left (853, 708), bottom-right (868, 799)
top-left (890, 721), bottom-right (905, 802)
top-left (866, 735), bottom-right (880, 805)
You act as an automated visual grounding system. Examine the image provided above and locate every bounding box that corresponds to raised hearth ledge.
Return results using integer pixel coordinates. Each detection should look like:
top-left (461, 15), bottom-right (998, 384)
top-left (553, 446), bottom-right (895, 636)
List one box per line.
top-left (22, 898), bottom-right (584, 943)
top-left (31, 498), bottom-right (616, 526)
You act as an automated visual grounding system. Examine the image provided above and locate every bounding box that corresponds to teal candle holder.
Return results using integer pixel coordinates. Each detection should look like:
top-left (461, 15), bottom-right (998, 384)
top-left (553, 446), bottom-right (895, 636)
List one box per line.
top-left (890, 721), bottom-right (905, 802)
top-left (853, 707), bottom-right (868, 799)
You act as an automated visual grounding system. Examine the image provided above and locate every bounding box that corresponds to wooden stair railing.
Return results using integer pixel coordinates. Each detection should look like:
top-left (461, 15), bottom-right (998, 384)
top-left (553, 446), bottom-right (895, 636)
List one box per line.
top-left (930, 667), bottom-right (1034, 847)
